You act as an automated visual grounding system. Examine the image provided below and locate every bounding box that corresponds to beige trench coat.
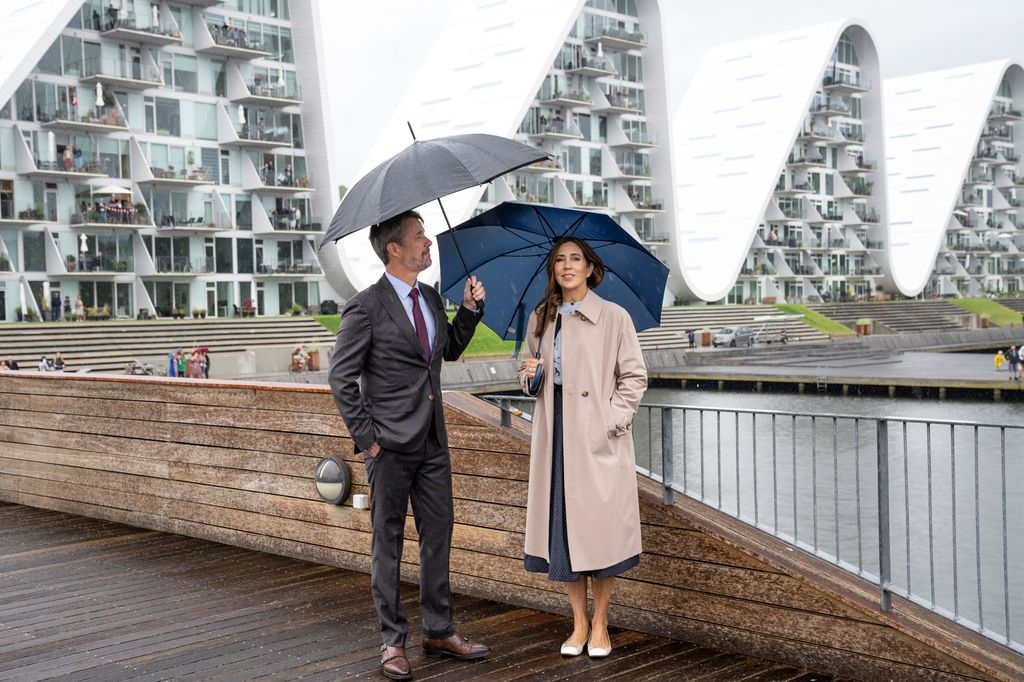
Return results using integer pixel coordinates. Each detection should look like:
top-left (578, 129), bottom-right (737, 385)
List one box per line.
top-left (517, 291), bottom-right (647, 572)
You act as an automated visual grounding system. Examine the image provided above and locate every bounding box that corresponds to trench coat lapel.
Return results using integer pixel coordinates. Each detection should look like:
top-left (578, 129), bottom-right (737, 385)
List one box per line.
top-left (372, 276), bottom-right (429, 363)
top-left (573, 292), bottom-right (604, 327)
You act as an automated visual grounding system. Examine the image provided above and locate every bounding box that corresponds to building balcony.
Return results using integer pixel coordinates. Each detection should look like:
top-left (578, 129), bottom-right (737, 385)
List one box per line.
top-left (980, 125), bottom-right (1013, 141)
top-left (636, 230), bottom-right (670, 244)
top-left (79, 56), bottom-right (162, 90)
top-left (139, 166), bottom-right (216, 187)
top-left (822, 70), bottom-right (871, 94)
top-left (989, 107), bottom-right (1023, 122)
top-left (975, 147), bottom-right (1000, 161)
top-left (848, 208), bottom-right (880, 224)
top-left (1, 209), bottom-right (53, 226)
top-left (592, 92), bottom-right (642, 115)
top-left (519, 158), bottom-right (564, 173)
top-left (583, 27), bottom-right (647, 51)
top-left (787, 154), bottom-right (827, 168)
top-left (231, 81), bottom-right (302, 106)
top-left (863, 240), bottom-right (885, 250)
top-left (152, 256), bottom-right (215, 275)
top-left (840, 157), bottom-right (876, 174)
top-left (810, 99), bottom-right (852, 117)
top-left (846, 180), bottom-right (874, 197)
top-left (964, 173), bottom-right (994, 187)
top-left (539, 90), bottom-right (592, 107)
top-left (64, 255), bottom-right (134, 276)
top-left (226, 124), bottom-right (293, 149)
top-left (833, 129), bottom-right (865, 146)
top-left (70, 210), bottom-right (152, 230)
top-left (195, 17), bottom-right (272, 59)
top-left (606, 161), bottom-right (652, 180)
top-left (775, 182), bottom-right (815, 196)
top-left (101, 17), bottom-right (183, 47)
top-left (956, 194), bottom-right (983, 209)
top-left (528, 121), bottom-right (583, 141)
top-left (39, 104), bottom-right (127, 133)
top-left (25, 158), bottom-right (107, 181)
top-left (254, 260), bottom-right (322, 277)
top-left (267, 212), bottom-right (323, 235)
top-left (171, 0), bottom-right (221, 6)
top-left (156, 213), bottom-right (229, 233)
top-left (610, 128), bottom-right (657, 149)
top-left (245, 172), bottom-right (314, 194)
top-left (808, 208), bottom-right (844, 223)
top-left (565, 54), bottom-right (617, 78)
top-left (797, 126), bottom-right (837, 143)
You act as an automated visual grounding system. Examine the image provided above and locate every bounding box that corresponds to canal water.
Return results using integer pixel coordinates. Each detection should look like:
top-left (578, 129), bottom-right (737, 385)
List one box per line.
top-left (509, 387), bottom-right (1024, 649)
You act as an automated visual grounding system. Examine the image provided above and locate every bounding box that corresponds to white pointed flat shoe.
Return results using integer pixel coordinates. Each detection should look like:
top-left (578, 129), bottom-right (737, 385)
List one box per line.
top-left (560, 631), bottom-right (590, 656)
top-left (587, 637), bottom-right (611, 658)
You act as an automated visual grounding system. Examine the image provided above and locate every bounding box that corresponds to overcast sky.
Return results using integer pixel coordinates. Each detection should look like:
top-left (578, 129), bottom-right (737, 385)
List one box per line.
top-left (317, 0), bottom-right (1024, 181)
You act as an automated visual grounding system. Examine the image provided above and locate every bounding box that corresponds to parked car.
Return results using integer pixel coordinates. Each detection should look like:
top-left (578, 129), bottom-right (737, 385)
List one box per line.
top-left (712, 326), bottom-right (754, 347)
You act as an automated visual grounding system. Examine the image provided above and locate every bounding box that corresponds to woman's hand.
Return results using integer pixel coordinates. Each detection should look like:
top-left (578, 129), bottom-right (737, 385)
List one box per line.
top-left (521, 357), bottom-right (543, 379)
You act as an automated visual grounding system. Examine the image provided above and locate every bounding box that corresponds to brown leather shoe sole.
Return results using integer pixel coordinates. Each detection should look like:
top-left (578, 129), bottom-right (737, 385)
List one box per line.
top-left (382, 662), bottom-right (412, 680)
top-left (422, 646), bottom-right (489, 661)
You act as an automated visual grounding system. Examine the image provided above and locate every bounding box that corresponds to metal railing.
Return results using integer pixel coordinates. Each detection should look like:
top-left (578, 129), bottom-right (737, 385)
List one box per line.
top-left (480, 396), bottom-right (1023, 654)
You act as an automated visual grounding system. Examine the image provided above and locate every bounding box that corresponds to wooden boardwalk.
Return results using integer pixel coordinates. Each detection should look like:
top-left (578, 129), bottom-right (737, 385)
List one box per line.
top-left (0, 503), bottom-right (836, 681)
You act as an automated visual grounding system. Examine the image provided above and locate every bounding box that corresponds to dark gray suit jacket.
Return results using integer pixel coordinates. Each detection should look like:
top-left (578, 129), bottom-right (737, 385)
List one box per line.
top-left (328, 275), bottom-right (480, 453)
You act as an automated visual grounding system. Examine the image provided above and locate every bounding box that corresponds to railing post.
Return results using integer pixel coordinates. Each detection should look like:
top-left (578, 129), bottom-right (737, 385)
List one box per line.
top-left (499, 398), bottom-right (511, 428)
top-left (661, 408), bottom-right (674, 504)
top-left (876, 419), bottom-right (892, 612)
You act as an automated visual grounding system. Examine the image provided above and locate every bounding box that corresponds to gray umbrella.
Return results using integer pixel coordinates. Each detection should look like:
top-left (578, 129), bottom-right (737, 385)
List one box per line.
top-left (320, 131), bottom-right (548, 247)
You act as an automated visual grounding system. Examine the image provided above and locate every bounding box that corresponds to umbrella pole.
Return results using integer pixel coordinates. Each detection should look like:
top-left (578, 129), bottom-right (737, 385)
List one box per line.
top-left (407, 121), bottom-right (482, 311)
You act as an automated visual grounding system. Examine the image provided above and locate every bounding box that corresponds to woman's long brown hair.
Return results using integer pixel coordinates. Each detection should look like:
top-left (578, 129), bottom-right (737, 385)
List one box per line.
top-left (533, 237), bottom-right (605, 337)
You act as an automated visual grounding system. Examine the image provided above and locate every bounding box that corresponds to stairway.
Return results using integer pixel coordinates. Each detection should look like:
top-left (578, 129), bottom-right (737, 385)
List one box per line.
top-left (808, 300), bottom-right (974, 334)
top-left (638, 305), bottom-right (828, 350)
top-left (0, 317), bottom-right (336, 374)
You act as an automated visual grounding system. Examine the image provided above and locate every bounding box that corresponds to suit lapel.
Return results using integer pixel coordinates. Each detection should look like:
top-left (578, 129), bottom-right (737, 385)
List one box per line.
top-left (373, 276), bottom-right (429, 362)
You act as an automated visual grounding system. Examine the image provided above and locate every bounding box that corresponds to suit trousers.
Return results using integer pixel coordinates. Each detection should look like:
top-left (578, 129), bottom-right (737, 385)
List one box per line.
top-left (364, 424), bottom-right (455, 646)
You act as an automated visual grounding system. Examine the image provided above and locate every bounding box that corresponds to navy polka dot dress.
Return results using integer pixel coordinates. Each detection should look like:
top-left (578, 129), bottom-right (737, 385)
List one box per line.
top-left (524, 384), bottom-right (640, 583)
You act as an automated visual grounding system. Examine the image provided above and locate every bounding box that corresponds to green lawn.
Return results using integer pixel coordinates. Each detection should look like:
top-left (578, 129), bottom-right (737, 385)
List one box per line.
top-left (949, 298), bottom-right (1023, 327)
top-left (314, 313), bottom-right (517, 358)
top-left (773, 303), bottom-right (855, 336)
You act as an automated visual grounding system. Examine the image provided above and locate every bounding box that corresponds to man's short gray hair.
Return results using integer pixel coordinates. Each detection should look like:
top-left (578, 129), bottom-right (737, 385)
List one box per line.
top-left (369, 210), bottom-right (422, 265)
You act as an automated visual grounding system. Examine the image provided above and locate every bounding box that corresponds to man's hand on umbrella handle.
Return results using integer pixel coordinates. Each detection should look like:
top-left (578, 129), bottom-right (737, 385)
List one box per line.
top-left (463, 276), bottom-right (485, 311)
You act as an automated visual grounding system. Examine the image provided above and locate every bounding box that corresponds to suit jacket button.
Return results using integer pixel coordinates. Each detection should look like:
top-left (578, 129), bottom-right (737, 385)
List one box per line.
top-left (581, 390), bottom-right (588, 397)
top-left (428, 394), bottom-right (434, 401)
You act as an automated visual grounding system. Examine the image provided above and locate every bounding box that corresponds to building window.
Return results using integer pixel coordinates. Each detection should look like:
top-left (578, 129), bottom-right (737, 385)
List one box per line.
top-left (23, 232), bottom-right (45, 271)
top-left (155, 97), bottom-right (180, 136)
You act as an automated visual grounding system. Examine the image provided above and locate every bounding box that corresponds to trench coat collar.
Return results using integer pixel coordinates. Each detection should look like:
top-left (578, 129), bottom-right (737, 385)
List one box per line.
top-left (567, 289), bottom-right (604, 326)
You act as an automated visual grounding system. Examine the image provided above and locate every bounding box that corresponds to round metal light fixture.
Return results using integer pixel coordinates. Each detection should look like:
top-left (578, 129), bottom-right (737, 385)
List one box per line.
top-left (315, 456), bottom-right (351, 505)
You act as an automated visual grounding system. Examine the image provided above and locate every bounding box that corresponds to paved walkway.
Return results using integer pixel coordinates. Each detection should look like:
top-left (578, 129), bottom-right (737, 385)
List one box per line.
top-left (0, 504), bottom-right (836, 681)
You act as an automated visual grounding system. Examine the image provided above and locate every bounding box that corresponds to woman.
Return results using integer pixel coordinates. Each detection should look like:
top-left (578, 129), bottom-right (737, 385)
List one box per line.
top-left (74, 295), bottom-right (85, 322)
top-left (187, 350), bottom-right (203, 378)
top-left (516, 237), bottom-right (647, 658)
top-left (52, 352), bottom-right (65, 372)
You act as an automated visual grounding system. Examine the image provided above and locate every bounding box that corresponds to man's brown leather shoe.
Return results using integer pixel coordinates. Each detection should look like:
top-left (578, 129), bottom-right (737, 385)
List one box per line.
top-left (380, 645), bottom-right (412, 680)
top-left (422, 632), bottom-right (490, 660)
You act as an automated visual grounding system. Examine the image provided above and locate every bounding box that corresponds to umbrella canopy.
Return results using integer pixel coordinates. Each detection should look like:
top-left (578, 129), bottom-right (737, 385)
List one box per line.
top-left (436, 202), bottom-right (669, 354)
top-left (92, 184), bottom-right (131, 195)
top-left (320, 133), bottom-right (548, 245)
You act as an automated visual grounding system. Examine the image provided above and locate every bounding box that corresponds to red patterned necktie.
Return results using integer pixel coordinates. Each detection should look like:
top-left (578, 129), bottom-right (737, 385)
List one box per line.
top-left (408, 287), bottom-right (430, 360)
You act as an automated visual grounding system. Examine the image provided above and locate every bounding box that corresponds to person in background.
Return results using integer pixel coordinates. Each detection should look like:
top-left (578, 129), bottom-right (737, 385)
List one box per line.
top-left (176, 350), bottom-right (186, 378)
top-left (6, 358), bottom-right (19, 371)
top-left (51, 291), bottom-right (62, 321)
top-left (63, 296), bottom-right (72, 320)
top-left (0, 360), bottom-right (8, 371)
top-left (1007, 345), bottom-right (1020, 381)
top-left (37, 356), bottom-right (51, 372)
top-left (201, 351), bottom-right (210, 378)
top-left (167, 349), bottom-right (178, 377)
top-left (53, 352), bottom-right (65, 372)
top-left (75, 295), bottom-right (85, 321)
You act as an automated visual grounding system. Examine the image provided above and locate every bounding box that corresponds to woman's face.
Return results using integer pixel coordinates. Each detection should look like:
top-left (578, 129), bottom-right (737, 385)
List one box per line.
top-left (553, 241), bottom-right (593, 300)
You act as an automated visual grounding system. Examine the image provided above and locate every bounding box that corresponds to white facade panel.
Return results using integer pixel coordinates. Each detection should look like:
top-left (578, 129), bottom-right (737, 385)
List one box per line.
top-left (318, 0), bottom-right (584, 294)
top-left (884, 61), bottom-right (1016, 296)
top-left (670, 20), bottom-right (886, 303)
top-left (0, 1), bottom-right (84, 109)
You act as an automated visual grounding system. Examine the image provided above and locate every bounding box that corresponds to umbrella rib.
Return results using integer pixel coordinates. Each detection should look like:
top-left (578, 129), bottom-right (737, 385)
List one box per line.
top-left (502, 252), bottom-right (551, 340)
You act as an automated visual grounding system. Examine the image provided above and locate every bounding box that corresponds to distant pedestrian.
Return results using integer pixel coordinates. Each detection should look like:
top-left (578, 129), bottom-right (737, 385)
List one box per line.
top-left (176, 350), bottom-right (186, 377)
top-left (75, 295), bottom-right (85, 321)
top-left (37, 356), bottom-right (51, 372)
top-left (687, 329), bottom-right (695, 350)
top-left (63, 296), bottom-right (71, 319)
top-left (53, 352), bottom-right (65, 372)
top-left (1007, 345), bottom-right (1020, 381)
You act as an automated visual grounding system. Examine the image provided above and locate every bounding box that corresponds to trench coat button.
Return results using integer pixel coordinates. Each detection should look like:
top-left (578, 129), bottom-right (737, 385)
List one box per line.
top-left (581, 390), bottom-right (589, 397)
top-left (428, 394), bottom-right (434, 401)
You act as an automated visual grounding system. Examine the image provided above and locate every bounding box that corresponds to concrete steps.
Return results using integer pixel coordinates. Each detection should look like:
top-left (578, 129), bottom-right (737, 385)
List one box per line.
top-left (0, 317), bottom-right (335, 374)
top-left (808, 301), bottom-right (974, 335)
top-left (638, 305), bottom-right (828, 350)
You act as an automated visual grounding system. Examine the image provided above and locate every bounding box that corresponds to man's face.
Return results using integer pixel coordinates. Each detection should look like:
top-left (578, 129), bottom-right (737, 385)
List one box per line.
top-left (391, 217), bottom-right (432, 272)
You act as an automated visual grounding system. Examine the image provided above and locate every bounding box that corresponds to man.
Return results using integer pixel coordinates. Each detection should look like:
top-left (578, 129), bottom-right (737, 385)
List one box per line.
top-left (1007, 345), bottom-right (1020, 381)
top-left (329, 210), bottom-right (489, 680)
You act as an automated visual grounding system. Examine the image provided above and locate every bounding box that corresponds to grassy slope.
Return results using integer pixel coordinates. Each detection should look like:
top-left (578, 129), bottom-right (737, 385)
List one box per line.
top-left (949, 298), bottom-right (1023, 327)
top-left (773, 303), bottom-right (855, 336)
top-left (314, 313), bottom-right (517, 358)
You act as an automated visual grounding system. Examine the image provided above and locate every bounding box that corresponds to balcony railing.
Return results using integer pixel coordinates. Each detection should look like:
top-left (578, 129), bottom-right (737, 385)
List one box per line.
top-left (155, 256), bottom-right (215, 273)
top-left (981, 125), bottom-right (1012, 140)
top-left (637, 230), bottom-right (669, 243)
top-left (854, 208), bottom-right (880, 223)
top-left (68, 255), bottom-right (133, 272)
top-left (823, 70), bottom-right (871, 90)
top-left (72, 209), bottom-right (150, 226)
top-left (82, 56), bottom-right (161, 84)
top-left (256, 260), bottom-right (322, 275)
top-left (158, 214), bottom-right (223, 228)
top-left (246, 81), bottom-right (301, 101)
top-left (103, 16), bottom-right (180, 39)
top-left (624, 129), bottom-right (658, 145)
top-left (863, 240), bottom-right (885, 250)
top-left (810, 99), bottom-right (851, 115)
top-left (38, 104), bottom-right (126, 128)
top-left (847, 180), bottom-right (874, 196)
top-left (615, 160), bottom-right (653, 178)
top-left (33, 158), bottom-right (106, 175)
top-left (542, 89), bottom-right (592, 104)
top-left (270, 212), bottom-right (323, 231)
top-left (150, 166), bottom-right (213, 182)
top-left (604, 92), bottom-right (641, 110)
top-left (238, 124), bottom-right (292, 145)
top-left (567, 54), bottom-right (616, 74)
top-left (975, 147), bottom-right (999, 160)
top-left (780, 204), bottom-right (804, 220)
top-left (584, 27), bottom-right (647, 46)
top-left (258, 168), bottom-right (312, 189)
top-left (788, 154), bottom-right (826, 166)
top-left (206, 23), bottom-right (266, 52)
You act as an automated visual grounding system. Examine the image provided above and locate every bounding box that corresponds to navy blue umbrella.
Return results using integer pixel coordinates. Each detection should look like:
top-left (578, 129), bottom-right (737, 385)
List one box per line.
top-left (437, 202), bottom-right (669, 355)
